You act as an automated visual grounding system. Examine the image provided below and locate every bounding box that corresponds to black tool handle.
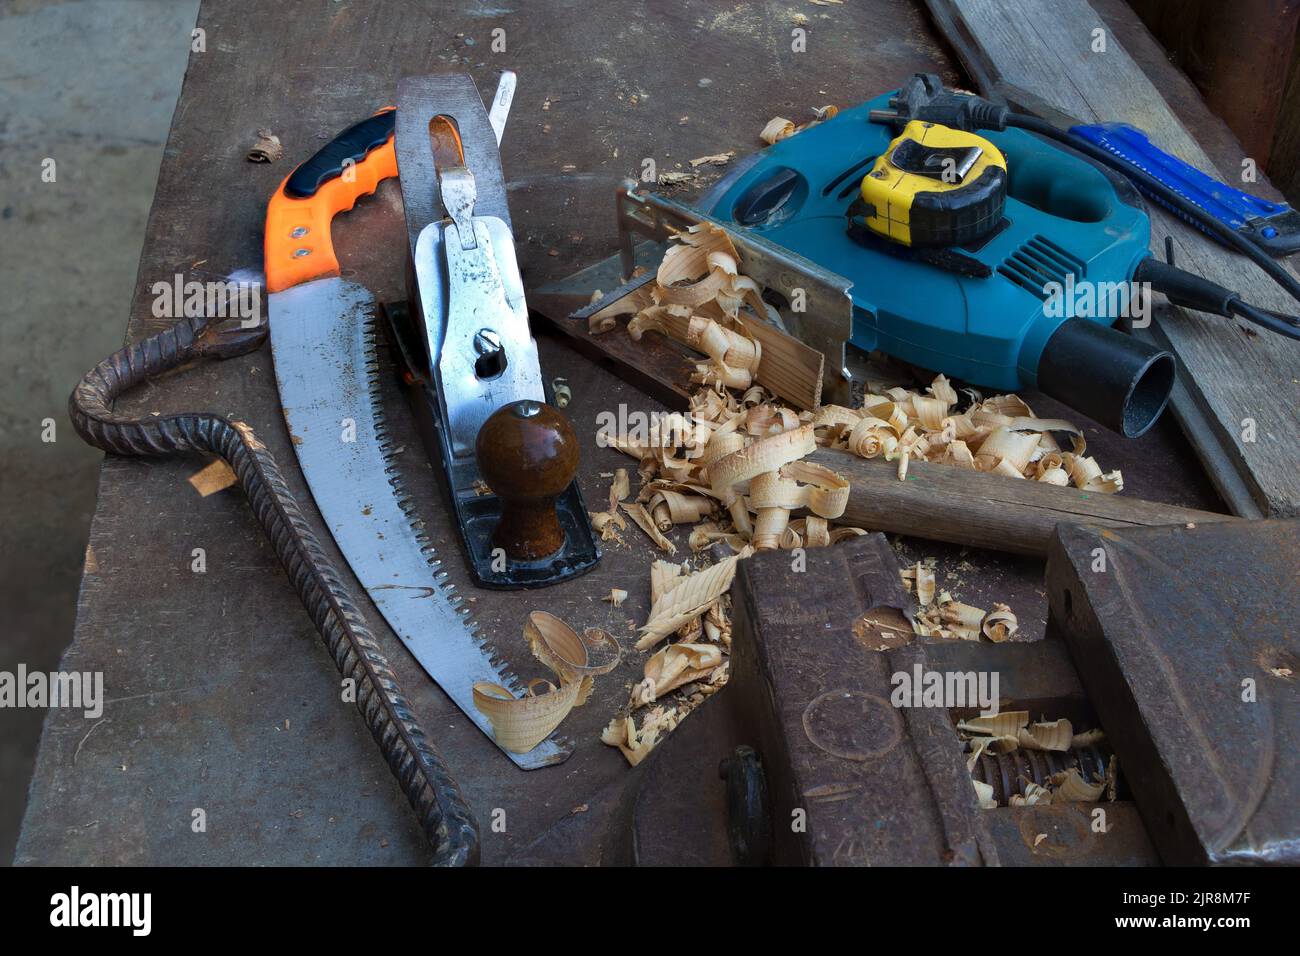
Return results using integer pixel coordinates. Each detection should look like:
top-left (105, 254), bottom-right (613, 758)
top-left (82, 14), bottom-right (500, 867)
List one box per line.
top-left (284, 109), bottom-right (396, 198)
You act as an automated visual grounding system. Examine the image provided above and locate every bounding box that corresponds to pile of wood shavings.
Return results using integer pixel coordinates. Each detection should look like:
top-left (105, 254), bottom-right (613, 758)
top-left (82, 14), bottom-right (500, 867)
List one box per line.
top-left (902, 561), bottom-right (1019, 642)
top-left (591, 223), bottom-right (1125, 563)
top-left (601, 548), bottom-right (737, 766)
top-left (961, 712), bottom-right (1117, 809)
top-left (591, 223), bottom-right (1124, 765)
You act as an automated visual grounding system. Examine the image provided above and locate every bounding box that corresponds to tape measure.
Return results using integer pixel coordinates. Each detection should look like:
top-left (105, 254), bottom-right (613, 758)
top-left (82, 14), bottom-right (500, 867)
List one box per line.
top-left (852, 120), bottom-right (1007, 247)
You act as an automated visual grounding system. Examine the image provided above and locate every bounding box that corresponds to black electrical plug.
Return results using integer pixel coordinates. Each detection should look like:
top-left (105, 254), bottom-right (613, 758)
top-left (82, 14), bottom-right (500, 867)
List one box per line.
top-left (868, 73), bottom-right (1010, 132)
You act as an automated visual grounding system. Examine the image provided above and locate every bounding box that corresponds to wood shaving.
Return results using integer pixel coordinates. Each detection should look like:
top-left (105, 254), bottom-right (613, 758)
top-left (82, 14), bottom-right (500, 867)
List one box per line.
top-left (760, 116), bottom-right (795, 145)
top-left (972, 778), bottom-right (998, 809)
top-left (689, 151), bottom-right (735, 167)
top-left (966, 733), bottom-right (1019, 770)
top-left (760, 104), bottom-right (842, 145)
top-left (982, 603), bottom-right (1019, 642)
top-left (960, 712), bottom-right (1115, 808)
top-left (602, 664), bottom-right (728, 766)
top-left (473, 612), bottom-right (620, 753)
top-left (1018, 718), bottom-right (1072, 751)
top-left (583, 226), bottom-right (1123, 763)
top-left (1050, 767), bottom-right (1106, 802)
top-left (958, 711), bottom-right (1028, 737)
top-left (601, 706), bottom-right (678, 766)
top-left (621, 500), bottom-right (677, 553)
top-left (588, 469), bottom-right (630, 543)
top-left (637, 552), bottom-right (746, 650)
top-left (603, 588), bottom-right (628, 608)
top-left (551, 377), bottom-right (572, 408)
top-left (1012, 783), bottom-right (1054, 807)
top-left (913, 588), bottom-right (1020, 644)
top-left (1071, 728), bottom-right (1106, 747)
top-left (188, 459), bottom-right (238, 497)
top-left (649, 559), bottom-right (684, 604)
top-left (913, 562), bottom-right (935, 606)
top-left (632, 643), bottom-right (723, 707)
top-left (246, 128), bottom-right (282, 163)
top-left (657, 170), bottom-right (698, 187)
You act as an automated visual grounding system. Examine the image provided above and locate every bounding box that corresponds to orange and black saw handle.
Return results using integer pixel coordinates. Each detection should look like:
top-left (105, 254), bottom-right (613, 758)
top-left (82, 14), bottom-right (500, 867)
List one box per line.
top-left (265, 108), bottom-right (398, 293)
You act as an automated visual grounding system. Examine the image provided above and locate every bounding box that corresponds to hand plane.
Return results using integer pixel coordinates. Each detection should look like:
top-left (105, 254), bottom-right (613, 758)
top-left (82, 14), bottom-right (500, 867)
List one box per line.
top-left (389, 73), bottom-right (601, 589)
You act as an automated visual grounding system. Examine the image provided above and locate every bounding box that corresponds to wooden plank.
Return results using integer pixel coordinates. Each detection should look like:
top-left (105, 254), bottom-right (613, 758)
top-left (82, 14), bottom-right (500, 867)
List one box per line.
top-left (810, 447), bottom-right (1236, 558)
top-left (926, 0), bottom-right (1300, 517)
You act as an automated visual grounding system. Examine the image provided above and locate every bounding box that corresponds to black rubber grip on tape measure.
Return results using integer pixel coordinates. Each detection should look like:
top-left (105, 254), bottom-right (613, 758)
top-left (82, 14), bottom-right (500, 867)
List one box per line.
top-left (908, 166), bottom-right (1006, 247)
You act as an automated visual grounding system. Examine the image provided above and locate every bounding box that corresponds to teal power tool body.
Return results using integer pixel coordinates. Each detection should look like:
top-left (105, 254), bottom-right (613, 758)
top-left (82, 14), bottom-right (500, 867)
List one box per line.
top-left (700, 76), bottom-right (1300, 436)
top-left (700, 89), bottom-right (1171, 436)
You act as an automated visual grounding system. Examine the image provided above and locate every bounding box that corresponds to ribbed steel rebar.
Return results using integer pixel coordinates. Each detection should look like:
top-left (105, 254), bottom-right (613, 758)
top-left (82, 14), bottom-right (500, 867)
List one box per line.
top-left (69, 314), bottom-right (479, 866)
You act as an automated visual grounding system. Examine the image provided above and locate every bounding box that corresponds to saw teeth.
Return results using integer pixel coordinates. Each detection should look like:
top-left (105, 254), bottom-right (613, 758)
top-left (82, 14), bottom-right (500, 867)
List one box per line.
top-left (359, 312), bottom-right (524, 690)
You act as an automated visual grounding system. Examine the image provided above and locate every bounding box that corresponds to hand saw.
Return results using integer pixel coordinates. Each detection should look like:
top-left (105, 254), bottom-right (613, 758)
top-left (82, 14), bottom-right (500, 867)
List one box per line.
top-left (265, 74), bottom-right (574, 770)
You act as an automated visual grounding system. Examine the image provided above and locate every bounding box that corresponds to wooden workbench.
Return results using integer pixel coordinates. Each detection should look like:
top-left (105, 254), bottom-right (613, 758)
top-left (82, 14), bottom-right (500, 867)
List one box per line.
top-left (16, 0), bottom-right (1228, 865)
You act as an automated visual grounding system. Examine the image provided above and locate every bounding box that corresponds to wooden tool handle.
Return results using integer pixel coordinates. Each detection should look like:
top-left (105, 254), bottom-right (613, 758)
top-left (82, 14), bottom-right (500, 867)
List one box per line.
top-left (808, 447), bottom-right (1237, 558)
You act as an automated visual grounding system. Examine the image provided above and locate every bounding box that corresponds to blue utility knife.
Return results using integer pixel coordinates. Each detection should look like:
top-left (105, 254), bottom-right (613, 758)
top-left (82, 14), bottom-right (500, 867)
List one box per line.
top-left (1070, 122), bottom-right (1300, 258)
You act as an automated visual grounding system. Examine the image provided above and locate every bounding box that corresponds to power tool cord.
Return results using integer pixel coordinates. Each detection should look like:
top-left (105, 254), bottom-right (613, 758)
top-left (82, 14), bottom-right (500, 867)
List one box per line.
top-left (1003, 113), bottom-right (1300, 341)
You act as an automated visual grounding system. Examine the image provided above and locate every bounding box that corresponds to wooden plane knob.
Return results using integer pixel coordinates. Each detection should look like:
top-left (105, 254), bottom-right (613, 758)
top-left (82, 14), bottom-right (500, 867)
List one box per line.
top-left (475, 399), bottom-right (578, 561)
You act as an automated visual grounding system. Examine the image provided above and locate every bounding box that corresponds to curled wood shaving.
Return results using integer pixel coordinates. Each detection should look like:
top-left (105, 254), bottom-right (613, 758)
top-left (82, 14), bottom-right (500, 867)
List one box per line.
top-left (966, 733), bottom-right (1019, 770)
top-left (588, 468), bottom-right (630, 543)
top-left (1018, 718), bottom-right (1073, 752)
top-left (958, 711), bottom-right (1028, 737)
top-left (603, 664), bottom-right (729, 766)
top-left (972, 778), bottom-right (998, 809)
top-left (552, 377), bottom-right (572, 408)
top-left (811, 373), bottom-right (1122, 491)
top-left (907, 568), bottom-right (1020, 644)
top-left (1050, 767), bottom-right (1106, 802)
top-left (588, 283), bottom-right (653, 335)
top-left (759, 106), bottom-right (839, 146)
top-left (473, 612), bottom-right (621, 753)
top-left (621, 500), bottom-right (677, 553)
top-left (601, 708), bottom-right (677, 766)
top-left (760, 116), bottom-right (795, 144)
top-left (246, 128), bottom-right (282, 163)
top-left (603, 588), bottom-right (628, 608)
top-left (982, 603), bottom-right (1019, 643)
top-left (1010, 782), bottom-right (1054, 807)
top-left (1071, 728), bottom-right (1106, 748)
top-left (914, 563), bottom-right (935, 606)
top-left (632, 643), bottom-right (723, 707)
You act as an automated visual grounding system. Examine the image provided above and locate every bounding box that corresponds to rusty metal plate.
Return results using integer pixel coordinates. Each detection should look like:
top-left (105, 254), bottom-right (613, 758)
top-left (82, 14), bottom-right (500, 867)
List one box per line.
top-left (1046, 519), bottom-right (1300, 864)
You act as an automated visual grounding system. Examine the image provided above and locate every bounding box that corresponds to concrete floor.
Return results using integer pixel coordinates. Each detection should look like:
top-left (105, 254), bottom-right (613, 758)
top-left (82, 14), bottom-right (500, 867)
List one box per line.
top-left (0, 0), bottom-right (198, 863)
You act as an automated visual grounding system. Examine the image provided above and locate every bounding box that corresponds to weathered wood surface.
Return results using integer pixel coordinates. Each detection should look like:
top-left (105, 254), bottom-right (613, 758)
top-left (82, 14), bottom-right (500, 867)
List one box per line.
top-left (16, 0), bottom-right (964, 865)
top-left (925, 0), bottom-right (1300, 518)
top-left (812, 447), bottom-right (1236, 558)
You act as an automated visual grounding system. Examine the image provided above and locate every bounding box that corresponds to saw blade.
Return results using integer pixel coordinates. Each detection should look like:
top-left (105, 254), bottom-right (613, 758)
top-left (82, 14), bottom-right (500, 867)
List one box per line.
top-left (269, 275), bottom-right (572, 769)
